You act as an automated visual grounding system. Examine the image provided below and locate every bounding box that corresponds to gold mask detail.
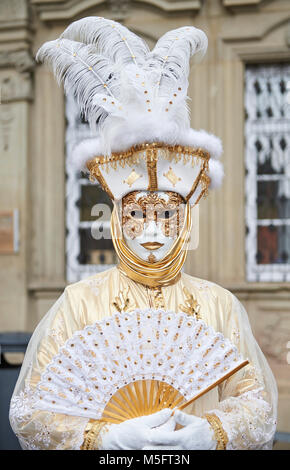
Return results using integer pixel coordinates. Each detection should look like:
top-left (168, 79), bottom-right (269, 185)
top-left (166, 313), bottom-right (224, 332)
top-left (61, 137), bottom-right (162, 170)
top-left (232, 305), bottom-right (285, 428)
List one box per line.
top-left (122, 191), bottom-right (185, 240)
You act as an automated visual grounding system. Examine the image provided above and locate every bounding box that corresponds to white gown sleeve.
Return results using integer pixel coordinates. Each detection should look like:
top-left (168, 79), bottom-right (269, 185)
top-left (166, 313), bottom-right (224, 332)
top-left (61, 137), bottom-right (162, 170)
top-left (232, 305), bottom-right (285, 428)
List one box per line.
top-left (9, 288), bottom-right (89, 450)
top-left (205, 293), bottom-right (278, 450)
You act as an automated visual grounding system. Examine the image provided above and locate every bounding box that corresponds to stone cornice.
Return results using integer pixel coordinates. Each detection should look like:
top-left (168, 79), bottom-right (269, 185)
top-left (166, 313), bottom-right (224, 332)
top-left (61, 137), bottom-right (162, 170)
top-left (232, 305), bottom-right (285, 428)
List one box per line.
top-left (31, 0), bottom-right (202, 22)
top-left (223, 0), bottom-right (263, 7)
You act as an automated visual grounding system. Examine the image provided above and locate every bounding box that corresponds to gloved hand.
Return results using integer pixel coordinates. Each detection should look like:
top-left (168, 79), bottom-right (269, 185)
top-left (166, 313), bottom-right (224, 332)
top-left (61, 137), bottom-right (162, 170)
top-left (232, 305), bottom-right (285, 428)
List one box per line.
top-left (147, 410), bottom-right (217, 450)
top-left (142, 416), bottom-right (176, 450)
top-left (99, 408), bottom-right (172, 450)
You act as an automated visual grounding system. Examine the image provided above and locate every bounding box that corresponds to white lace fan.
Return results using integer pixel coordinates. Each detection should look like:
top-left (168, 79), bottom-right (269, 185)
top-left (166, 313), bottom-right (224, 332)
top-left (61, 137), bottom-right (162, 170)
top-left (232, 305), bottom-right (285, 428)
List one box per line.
top-left (34, 309), bottom-right (248, 423)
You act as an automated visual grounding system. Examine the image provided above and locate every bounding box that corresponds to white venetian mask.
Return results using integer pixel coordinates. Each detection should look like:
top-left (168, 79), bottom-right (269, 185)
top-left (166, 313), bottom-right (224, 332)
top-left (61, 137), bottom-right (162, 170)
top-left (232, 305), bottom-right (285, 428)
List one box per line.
top-left (121, 190), bottom-right (185, 262)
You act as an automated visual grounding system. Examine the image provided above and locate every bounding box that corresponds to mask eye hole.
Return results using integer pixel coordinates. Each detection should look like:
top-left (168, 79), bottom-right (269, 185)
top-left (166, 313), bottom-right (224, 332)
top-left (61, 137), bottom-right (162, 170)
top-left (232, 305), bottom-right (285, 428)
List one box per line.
top-left (158, 209), bottom-right (177, 220)
top-left (130, 210), bottom-right (145, 219)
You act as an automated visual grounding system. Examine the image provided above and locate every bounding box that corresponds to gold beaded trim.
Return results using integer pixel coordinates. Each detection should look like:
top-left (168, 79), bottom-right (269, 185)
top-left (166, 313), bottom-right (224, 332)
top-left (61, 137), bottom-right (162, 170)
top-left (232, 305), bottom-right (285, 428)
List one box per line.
top-left (204, 413), bottom-right (229, 450)
top-left (200, 171), bottom-right (211, 198)
top-left (186, 158), bottom-right (210, 202)
top-left (89, 165), bottom-right (115, 200)
top-left (87, 143), bottom-right (211, 203)
top-left (81, 420), bottom-right (110, 450)
top-left (87, 142), bottom-right (210, 169)
top-left (86, 142), bottom-right (210, 173)
top-left (150, 286), bottom-right (166, 309)
top-left (147, 146), bottom-right (158, 191)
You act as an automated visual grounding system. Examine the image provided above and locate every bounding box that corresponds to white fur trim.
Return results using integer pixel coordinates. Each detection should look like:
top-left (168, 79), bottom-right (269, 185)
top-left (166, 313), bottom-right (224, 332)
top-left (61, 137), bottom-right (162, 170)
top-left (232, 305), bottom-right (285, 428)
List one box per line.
top-left (70, 137), bottom-right (101, 173)
top-left (179, 128), bottom-right (223, 160)
top-left (208, 159), bottom-right (224, 190)
top-left (71, 127), bottom-right (223, 173)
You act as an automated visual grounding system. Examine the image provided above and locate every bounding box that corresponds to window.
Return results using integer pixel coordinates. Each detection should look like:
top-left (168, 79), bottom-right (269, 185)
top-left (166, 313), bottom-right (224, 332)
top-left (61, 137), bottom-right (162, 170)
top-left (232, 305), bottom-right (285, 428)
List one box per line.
top-left (66, 95), bottom-right (117, 282)
top-left (245, 64), bottom-right (290, 282)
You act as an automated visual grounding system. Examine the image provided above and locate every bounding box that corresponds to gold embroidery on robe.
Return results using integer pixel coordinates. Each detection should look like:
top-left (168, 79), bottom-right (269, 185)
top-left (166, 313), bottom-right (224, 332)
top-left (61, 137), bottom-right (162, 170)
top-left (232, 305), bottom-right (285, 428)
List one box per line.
top-left (112, 286), bottom-right (136, 313)
top-left (179, 286), bottom-right (202, 319)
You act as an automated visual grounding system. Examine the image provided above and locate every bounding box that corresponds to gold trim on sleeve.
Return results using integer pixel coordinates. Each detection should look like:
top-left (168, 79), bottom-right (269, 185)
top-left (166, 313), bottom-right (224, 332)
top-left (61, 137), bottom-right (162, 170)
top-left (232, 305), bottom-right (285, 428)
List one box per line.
top-left (81, 420), bottom-right (110, 450)
top-left (204, 413), bottom-right (229, 450)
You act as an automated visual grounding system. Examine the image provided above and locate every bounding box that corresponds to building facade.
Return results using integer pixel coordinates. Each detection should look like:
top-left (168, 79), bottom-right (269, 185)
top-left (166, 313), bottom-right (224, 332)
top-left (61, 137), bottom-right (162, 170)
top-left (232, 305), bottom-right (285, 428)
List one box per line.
top-left (0, 0), bottom-right (290, 433)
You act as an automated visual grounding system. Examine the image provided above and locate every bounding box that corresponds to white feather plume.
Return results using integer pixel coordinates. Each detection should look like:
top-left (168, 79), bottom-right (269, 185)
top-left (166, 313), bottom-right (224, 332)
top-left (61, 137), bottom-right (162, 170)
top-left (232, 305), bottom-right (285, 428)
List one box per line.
top-left (36, 38), bottom-right (124, 130)
top-left (147, 26), bottom-right (208, 97)
top-left (37, 16), bottom-right (223, 182)
top-left (60, 16), bottom-right (149, 67)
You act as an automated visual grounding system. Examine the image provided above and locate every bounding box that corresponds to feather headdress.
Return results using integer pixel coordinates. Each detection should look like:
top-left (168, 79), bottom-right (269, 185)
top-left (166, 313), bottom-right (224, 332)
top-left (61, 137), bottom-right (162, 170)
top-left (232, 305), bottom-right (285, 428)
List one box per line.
top-left (37, 17), bottom-right (224, 203)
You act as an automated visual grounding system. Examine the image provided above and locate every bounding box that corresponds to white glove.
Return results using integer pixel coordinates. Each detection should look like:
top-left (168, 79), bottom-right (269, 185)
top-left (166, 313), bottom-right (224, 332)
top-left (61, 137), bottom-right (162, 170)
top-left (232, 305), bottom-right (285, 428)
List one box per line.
top-left (148, 410), bottom-right (217, 450)
top-left (142, 417), bottom-right (176, 450)
top-left (99, 408), bottom-right (172, 450)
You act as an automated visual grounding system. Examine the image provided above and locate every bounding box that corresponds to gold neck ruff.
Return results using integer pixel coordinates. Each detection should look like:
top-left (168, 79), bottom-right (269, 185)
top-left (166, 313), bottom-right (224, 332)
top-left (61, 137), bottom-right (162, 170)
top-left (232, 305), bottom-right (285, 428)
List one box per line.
top-left (111, 201), bottom-right (193, 288)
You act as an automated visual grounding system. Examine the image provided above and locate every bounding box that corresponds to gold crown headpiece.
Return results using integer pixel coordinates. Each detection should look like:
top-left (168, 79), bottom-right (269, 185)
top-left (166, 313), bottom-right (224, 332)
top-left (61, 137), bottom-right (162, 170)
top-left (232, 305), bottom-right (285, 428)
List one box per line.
top-left (86, 142), bottom-right (210, 204)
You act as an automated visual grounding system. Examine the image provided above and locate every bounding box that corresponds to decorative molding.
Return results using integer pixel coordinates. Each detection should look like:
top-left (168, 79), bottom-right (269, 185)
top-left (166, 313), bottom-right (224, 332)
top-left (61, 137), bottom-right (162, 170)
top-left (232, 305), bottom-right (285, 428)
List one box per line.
top-left (220, 12), bottom-right (290, 42)
top-left (31, 0), bottom-right (201, 22)
top-left (0, 104), bottom-right (14, 152)
top-left (134, 0), bottom-right (201, 12)
top-left (0, 50), bottom-right (35, 73)
top-left (0, 0), bottom-right (31, 34)
top-left (0, 50), bottom-right (35, 104)
top-left (0, 2), bottom-right (34, 102)
top-left (286, 21), bottom-right (290, 48)
top-left (108, 0), bottom-right (130, 18)
top-left (0, 0), bottom-right (29, 23)
top-left (0, 70), bottom-right (33, 103)
top-left (223, 0), bottom-right (263, 8)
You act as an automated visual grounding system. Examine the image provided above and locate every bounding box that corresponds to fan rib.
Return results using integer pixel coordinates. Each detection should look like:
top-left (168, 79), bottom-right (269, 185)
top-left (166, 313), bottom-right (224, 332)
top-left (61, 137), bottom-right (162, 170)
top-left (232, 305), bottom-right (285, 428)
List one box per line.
top-left (142, 380), bottom-right (148, 414)
top-left (171, 394), bottom-right (185, 409)
top-left (110, 395), bottom-right (136, 419)
top-left (148, 380), bottom-right (155, 412)
top-left (163, 388), bottom-right (179, 409)
top-left (133, 382), bottom-right (143, 415)
top-left (100, 417), bottom-right (123, 424)
top-left (156, 384), bottom-right (176, 411)
top-left (105, 401), bottom-right (132, 420)
top-left (118, 388), bottom-right (138, 417)
top-left (102, 409), bottom-right (129, 421)
top-left (124, 385), bottom-right (140, 416)
top-left (152, 382), bottom-right (165, 412)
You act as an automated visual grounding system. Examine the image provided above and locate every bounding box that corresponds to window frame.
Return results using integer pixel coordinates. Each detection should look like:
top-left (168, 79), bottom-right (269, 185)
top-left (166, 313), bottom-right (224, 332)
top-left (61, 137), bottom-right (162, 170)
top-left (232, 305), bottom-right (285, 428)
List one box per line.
top-left (245, 63), bottom-right (290, 282)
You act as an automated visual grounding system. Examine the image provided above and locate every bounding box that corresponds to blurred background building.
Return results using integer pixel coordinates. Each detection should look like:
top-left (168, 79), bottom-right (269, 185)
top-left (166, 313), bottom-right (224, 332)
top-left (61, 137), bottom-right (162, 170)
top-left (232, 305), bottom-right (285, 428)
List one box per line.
top-left (0, 0), bottom-right (290, 447)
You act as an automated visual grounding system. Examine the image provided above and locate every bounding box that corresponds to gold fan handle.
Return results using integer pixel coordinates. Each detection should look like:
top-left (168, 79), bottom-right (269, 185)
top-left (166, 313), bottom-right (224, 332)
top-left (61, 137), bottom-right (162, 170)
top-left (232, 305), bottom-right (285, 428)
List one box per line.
top-left (176, 359), bottom-right (249, 412)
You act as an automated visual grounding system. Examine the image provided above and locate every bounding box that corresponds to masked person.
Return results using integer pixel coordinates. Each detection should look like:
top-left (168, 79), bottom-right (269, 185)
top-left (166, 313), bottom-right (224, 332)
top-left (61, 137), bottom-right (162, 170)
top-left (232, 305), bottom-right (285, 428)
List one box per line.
top-left (9, 17), bottom-right (278, 450)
